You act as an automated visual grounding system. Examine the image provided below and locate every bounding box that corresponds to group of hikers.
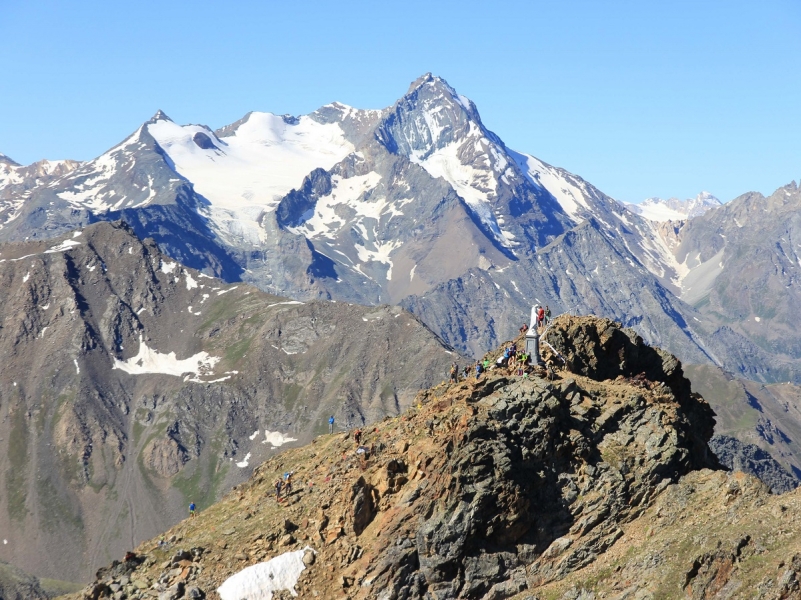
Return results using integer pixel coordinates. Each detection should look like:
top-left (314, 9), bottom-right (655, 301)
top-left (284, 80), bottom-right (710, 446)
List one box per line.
top-left (450, 305), bottom-right (553, 383)
top-left (519, 305), bottom-right (551, 333)
top-left (449, 340), bottom-right (536, 382)
top-left (273, 470), bottom-right (295, 501)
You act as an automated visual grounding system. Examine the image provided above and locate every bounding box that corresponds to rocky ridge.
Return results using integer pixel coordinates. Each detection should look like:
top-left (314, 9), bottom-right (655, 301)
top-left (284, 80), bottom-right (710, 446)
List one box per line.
top-left (66, 316), bottom-right (728, 599)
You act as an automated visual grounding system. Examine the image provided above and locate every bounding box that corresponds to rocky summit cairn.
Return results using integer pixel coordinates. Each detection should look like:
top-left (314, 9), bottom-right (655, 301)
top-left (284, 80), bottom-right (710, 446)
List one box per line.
top-left (68, 315), bottom-right (732, 600)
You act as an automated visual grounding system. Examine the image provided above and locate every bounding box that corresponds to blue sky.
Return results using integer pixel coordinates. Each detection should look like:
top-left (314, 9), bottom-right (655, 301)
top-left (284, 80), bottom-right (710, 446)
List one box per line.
top-left (1, 0), bottom-right (799, 203)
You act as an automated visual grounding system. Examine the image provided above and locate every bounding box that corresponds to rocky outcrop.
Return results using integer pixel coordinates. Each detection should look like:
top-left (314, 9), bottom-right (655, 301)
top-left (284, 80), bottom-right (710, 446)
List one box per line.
top-left (710, 434), bottom-right (800, 494)
top-left (67, 316), bottom-right (725, 600)
top-left (0, 560), bottom-right (50, 600)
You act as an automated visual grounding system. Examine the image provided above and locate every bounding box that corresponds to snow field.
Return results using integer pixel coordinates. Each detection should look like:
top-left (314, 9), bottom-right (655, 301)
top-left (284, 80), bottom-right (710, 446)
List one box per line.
top-left (148, 114), bottom-right (353, 212)
top-left (112, 335), bottom-right (221, 380)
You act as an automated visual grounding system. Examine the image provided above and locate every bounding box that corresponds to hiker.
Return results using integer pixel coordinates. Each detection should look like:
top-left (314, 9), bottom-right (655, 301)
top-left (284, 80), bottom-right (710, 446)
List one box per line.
top-left (189, 502), bottom-right (196, 518)
top-left (519, 323), bottom-right (528, 334)
top-left (328, 415), bottom-right (335, 434)
top-left (517, 353), bottom-right (528, 377)
top-left (274, 478), bottom-right (283, 500)
top-left (545, 305), bottom-right (551, 324)
top-left (475, 361), bottom-right (483, 379)
top-left (449, 363), bottom-right (458, 383)
top-left (462, 365), bottom-right (470, 381)
top-left (284, 471), bottom-right (294, 495)
top-left (537, 306), bottom-right (545, 329)
top-left (354, 429), bottom-right (362, 445)
top-left (482, 358), bottom-right (491, 371)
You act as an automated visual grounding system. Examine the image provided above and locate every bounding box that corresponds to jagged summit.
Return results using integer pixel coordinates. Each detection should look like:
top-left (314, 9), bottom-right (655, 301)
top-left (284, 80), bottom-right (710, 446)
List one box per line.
top-left (147, 109), bottom-right (173, 124)
top-left (68, 315), bottom-right (729, 599)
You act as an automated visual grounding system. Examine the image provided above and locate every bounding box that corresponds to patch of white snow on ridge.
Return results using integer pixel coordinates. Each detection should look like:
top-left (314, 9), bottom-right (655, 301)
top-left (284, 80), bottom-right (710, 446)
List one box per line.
top-left (236, 453), bottom-right (252, 468)
top-left (624, 201), bottom-right (686, 222)
top-left (409, 125), bottom-right (515, 249)
top-left (510, 151), bottom-right (590, 222)
top-left (249, 430), bottom-right (260, 441)
top-left (262, 431), bottom-right (297, 447)
top-left (217, 547), bottom-right (313, 600)
top-left (290, 172), bottom-right (381, 239)
top-left (266, 300), bottom-right (304, 308)
top-left (160, 260), bottom-right (178, 274)
top-left (112, 335), bottom-right (220, 379)
top-left (148, 114), bottom-right (353, 212)
top-left (185, 271), bottom-right (198, 290)
top-left (45, 239), bottom-right (81, 253)
top-left (74, 359), bottom-right (80, 374)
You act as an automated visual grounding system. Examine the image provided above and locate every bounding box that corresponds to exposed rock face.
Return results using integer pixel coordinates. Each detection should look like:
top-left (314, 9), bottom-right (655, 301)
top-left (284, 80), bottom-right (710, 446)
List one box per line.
top-left (674, 181), bottom-right (801, 382)
top-left (537, 469), bottom-right (801, 599)
top-left (67, 316), bottom-right (726, 600)
top-left (710, 434), bottom-right (799, 494)
top-left (0, 221), bottom-right (461, 582)
top-left (0, 560), bottom-right (50, 600)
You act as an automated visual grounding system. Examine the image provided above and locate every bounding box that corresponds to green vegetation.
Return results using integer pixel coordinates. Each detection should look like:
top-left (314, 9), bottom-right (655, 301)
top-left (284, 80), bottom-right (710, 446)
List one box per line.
top-left (40, 578), bottom-right (83, 596)
top-left (35, 475), bottom-right (83, 533)
top-left (224, 335), bottom-right (253, 365)
top-left (172, 435), bottom-right (229, 510)
top-left (6, 403), bottom-right (30, 521)
top-left (197, 294), bottom-right (254, 334)
top-left (282, 383), bottom-right (303, 411)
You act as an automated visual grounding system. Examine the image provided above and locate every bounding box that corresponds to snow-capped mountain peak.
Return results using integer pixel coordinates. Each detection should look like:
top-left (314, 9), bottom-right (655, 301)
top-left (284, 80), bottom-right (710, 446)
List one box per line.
top-left (0, 153), bottom-right (20, 167)
top-left (624, 192), bottom-right (722, 222)
top-left (148, 109), bottom-right (173, 124)
top-left (147, 111), bottom-right (354, 214)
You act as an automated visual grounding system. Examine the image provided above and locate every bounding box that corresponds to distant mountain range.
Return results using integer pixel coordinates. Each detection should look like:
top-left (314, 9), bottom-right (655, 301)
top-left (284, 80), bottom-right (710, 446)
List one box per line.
top-left (3, 73), bottom-right (801, 583)
top-left (0, 75), bottom-right (784, 376)
top-left (624, 191), bottom-right (722, 221)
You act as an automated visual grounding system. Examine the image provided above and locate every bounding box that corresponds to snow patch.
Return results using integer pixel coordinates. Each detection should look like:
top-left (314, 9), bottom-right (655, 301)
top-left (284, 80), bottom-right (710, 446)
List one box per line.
top-left (112, 336), bottom-right (221, 380)
top-left (160, 260), bottom-right (178, 274)
top-left (261, 431), bottom-right (297, 447)
top-left (45, 239), bottom-right (81, 253)
top-left (74, 359), bottom-right (80, 374)
top-left (185, 272), bottom-right (198, 290)
top-left (217, 547), bottom-right (313, 600)
top-left (236, 452), bottom-right (252, 468)
top-left (410, 127), bottom-right (515, 249)
top-left (511, 151), bottom-right (590, 222)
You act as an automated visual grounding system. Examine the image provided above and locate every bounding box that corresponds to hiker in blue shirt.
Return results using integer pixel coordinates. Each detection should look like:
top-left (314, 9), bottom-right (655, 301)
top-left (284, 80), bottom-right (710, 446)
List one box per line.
top-left (328, 415), bottom-right (335, 434)
top-left (189, 502), bottom-right (196, 518)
